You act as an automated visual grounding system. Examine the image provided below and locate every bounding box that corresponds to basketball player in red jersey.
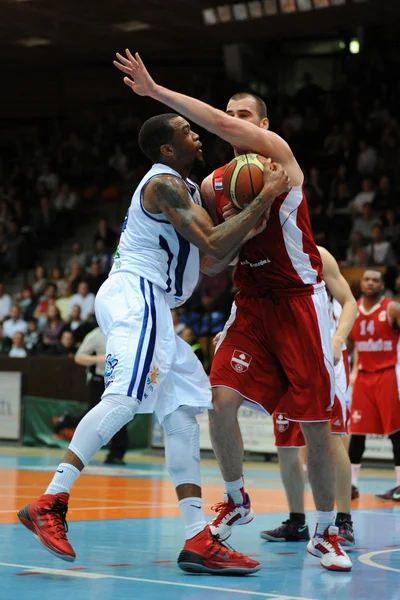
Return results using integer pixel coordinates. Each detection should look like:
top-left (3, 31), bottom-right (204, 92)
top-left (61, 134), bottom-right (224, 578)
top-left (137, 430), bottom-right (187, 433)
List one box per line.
top-left (114, 50), bottom-right (352, 571)
top-left (261, 246), bottom-right (357, 547)
top-left (348, 270), bottom-right (400, 501)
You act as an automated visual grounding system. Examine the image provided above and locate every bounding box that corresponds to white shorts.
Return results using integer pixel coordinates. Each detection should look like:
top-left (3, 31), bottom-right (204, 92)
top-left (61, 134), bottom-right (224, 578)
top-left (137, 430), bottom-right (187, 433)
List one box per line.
top-left (95, 272), bottom-right (212, 423)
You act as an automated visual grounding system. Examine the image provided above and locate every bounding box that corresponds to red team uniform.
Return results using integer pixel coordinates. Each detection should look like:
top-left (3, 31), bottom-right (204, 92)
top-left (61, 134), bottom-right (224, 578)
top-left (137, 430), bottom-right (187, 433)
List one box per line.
top-left (209, 165), bottom-right (334, 421)
top-left (274, 297), bottom-right (350, 447)
top-left (350, 296), bottom-right (400, 435)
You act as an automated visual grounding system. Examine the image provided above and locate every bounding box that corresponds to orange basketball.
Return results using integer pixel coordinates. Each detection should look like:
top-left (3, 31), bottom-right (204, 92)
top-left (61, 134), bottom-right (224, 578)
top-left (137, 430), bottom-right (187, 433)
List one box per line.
top-left (222, 153), bottom-right (266, 210)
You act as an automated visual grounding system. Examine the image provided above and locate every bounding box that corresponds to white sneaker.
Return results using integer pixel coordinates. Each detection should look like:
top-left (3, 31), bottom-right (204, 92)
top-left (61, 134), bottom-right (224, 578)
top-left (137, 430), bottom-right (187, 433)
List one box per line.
top-left (307, 526), bottom-right (352, 571)
top-left (208, 493), bottom-right (253, 541)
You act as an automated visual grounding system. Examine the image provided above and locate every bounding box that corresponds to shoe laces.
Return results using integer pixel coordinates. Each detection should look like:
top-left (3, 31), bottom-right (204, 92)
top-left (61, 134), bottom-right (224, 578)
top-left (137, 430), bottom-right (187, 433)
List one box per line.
top-left (209, 532), bottom-right (245, 560)
top-left (210, 500), bottom-right (234, 524)
top-left (46, 498), bottom-right (69, 539)
top-left (323, 531), bottom-right (345, 556)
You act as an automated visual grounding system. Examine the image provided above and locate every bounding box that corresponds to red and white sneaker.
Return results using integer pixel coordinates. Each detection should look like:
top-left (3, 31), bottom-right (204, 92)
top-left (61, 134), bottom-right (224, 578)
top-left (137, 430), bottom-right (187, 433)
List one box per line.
top-left (17, 493), bottom-right (76, 562)
top-left (307, 526), bottom-right (352, 571)
top-left (209, 493), bottom-right (253, 541)
top-left (178, 525), bottom-right (260, 575)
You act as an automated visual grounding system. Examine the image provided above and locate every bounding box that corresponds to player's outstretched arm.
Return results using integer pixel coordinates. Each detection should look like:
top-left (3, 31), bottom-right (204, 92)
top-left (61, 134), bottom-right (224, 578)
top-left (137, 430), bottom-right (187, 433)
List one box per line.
top-left (113, 50), bottom-right (303, 185)
top-left (388, 301), bottom-right (400, 328)
top-left (318, 246), bottom-right (357, 365)
top-left (147, 166), bottom-right (288, 260)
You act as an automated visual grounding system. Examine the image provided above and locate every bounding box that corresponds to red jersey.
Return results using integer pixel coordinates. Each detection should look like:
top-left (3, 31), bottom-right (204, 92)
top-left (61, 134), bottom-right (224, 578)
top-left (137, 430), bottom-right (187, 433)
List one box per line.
top-left (212, 166), bottom-right (322, 292)
top-left (351, 296), bottom-right (399, 372)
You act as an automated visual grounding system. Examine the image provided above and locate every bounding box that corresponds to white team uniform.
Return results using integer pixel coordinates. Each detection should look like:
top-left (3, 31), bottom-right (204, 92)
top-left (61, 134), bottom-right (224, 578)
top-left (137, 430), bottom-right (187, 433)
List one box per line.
top-left (329, 295), bottom-right (351, 431)
top-left (95, 164), bottom-right (212, 424)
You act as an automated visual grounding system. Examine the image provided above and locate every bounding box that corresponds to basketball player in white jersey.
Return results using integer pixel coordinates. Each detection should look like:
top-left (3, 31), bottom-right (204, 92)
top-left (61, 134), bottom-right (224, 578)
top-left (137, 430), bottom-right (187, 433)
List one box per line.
top-left (18, 113), bottom-right (289, 575)
top-left (260, 247), bottom-right (357, 547)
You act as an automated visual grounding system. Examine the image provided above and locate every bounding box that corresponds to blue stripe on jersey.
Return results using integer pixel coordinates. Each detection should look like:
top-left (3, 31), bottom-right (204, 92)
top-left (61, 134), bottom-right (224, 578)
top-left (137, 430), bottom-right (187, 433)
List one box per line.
top-left (159, 235), bottom-right (173, 293)
top-left (136, 282), bottom-right (157, 401)
top-left (127, 277), bottom-right (149, 398)
top-left (174, 231), bottom-right (190, 298)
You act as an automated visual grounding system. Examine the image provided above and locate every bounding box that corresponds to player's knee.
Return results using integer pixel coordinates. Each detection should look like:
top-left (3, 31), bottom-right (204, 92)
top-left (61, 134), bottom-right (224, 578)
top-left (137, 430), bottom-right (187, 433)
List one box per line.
top-left (163, 406), bottom-right (201, 486)
top-left (300, 420), bottom-right (330, 445)
top-left (97, 394), bottom-right (139, 445)
top-left (210, 388), bottom-right (242, 419)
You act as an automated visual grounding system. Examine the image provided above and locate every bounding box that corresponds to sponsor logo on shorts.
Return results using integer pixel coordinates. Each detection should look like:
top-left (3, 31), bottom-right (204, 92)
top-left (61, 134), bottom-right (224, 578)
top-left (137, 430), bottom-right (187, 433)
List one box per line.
top-left (378, 310), bottom-right (387, 322)
top-left (104, 354), bottom-right (119, 388)
top-left (144, 366), bottom-right (159, 399)
top-left (334, 418), bottom-right (342, 427)
top-left (351, 410), bottom-right (362, 424)
top-left (231, 350), bottom-right (252, 373)
top-left (276, 413), bottom-right (289, 432)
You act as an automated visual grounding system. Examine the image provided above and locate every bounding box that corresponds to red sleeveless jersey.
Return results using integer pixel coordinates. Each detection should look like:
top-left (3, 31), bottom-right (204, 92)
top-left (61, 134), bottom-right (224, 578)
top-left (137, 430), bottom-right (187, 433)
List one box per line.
top-left (350, 296), bottom-right (399, 372)
top-left (212, 165), bottom-right (322, 292)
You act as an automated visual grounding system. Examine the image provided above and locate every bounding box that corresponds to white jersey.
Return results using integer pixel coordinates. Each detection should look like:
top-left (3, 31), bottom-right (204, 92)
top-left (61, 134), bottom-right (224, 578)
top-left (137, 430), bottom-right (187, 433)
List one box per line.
top-left (110, 163), bottom-right (202, 308)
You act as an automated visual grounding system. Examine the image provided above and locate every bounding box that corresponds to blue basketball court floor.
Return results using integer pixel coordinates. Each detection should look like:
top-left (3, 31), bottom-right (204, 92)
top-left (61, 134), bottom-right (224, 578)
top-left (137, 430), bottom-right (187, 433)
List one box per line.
top-left (0, 447), bottom-right (399, 600)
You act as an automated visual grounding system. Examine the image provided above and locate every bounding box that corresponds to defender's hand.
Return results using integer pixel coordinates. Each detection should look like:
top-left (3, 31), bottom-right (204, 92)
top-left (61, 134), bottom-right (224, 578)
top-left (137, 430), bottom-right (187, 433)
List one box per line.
top-left (262, 162), bottom-right (290, 197)
top-left (113, 50), bottom-right (156, 97)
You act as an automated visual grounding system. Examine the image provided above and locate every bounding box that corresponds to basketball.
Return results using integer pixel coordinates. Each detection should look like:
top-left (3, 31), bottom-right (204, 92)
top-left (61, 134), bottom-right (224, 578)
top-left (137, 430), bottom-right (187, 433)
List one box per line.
top-left (222, 153), bottom-right (266, 210)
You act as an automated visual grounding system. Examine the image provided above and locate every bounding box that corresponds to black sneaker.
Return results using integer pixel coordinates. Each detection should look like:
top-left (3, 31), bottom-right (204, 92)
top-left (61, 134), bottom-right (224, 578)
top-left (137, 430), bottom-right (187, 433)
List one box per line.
top-left (336, 518), bottom-right (355, 547)
top-left (104, 455), bottom-right (126, 465)
top-left (351, 485), bottom-right (359, 500)
top-left (375, 486), bottom-right (400, 501)
top-left (260, 519), bottom-right (310, 542)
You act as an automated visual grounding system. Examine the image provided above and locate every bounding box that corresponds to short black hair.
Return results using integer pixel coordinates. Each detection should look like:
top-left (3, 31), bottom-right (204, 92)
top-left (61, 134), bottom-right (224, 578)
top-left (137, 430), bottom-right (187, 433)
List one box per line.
top-left (229, 93), bottom-right (268, 119)
top-left (138, 113), bottom-right (179, 163)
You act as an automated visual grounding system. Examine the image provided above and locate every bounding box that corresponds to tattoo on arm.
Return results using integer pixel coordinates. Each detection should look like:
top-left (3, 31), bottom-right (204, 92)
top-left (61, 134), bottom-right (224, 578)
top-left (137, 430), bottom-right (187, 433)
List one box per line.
top-left (153, 179), bottom-right (197, 229)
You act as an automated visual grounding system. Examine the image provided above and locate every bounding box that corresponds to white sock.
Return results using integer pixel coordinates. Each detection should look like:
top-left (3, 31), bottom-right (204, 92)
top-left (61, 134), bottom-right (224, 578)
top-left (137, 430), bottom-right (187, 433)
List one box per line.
top-left (314, 510), bottom-right (336, 536)
top-left (395, 466), bottom-right (400, 487)
top-left (351, 464), bottom-right (361, 486)
top-left (179, 497), bottom-right (207, 540)
top-left (224, 476), bottom-right (246, 505)
top-left (45, 463), bottom-right (81, 495)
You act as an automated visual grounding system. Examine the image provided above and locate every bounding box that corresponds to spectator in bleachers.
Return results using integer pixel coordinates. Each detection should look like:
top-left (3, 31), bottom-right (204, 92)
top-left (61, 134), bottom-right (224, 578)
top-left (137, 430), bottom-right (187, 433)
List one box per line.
top-left (351, 178), bottom-right (376, 214)
top-left (309, 202), bottom-right (330, 246)
top-left (19, 286), bottom-right (34, 321)
top-left (1, 220), bottom-right (27, 275)
top-left (69, 281), bottom-right (94, 320)
top-left (42, 306), bottom-right (65, 349)
top-left (108, 144), bottom-right (129, 176)
top-left (65, 304), bottom-right (83, 333)
top-left (25, 318), bottom-right (41, 354)
top-left (383, 209), bottom-right (400, 254)
top-left (89, 239), bottom-right (112, 274)
top-left (8, 331), bottom-right (27, 358)
top-left (48, 330), bottom-right (76, 358)
top-left (346, 232), bottom-right (368, 267)
top-left (55, 282), bottom-right (73, 321)
top-left (3, 305), bottom-right (28, 340)
top-left (0, 283), bottom-right (12, 323)
top-left (94, 218), bottom-right (117, 252)
top-left (372, 175), bottom-right (397, 214)
top-left (36, 164), bottom-right (59, 192)
top-left (49, 266), bottom-right (67, 295)
top-left (32, 265), bottom-right (48, 297)
top-left (180, 327), bottom-right (205, 365)
top-left (53, 183), bottom-right (78, 213)
top-left (65, 261), bottom-right (84, 293)
top-left (0, 323), bottom-right (11, 355)
top-left (364, 224), bottom-right (396, 266)
top-left (33, 283), bottom-right (58, 326)
top-left (65, 241), bottom-right (87, 274)
top-left (86, 261), bottom-right (106, 295)
top-left (350, 202), bottom-right (381, 243)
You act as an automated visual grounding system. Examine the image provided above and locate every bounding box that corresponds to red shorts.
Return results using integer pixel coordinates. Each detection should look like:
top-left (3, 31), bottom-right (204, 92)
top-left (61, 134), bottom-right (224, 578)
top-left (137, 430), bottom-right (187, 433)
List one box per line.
top-left (274, 349), bottom-right (350, 446)
top-left (350, 367), bottom-right (400, 435)
top-left (210, 284), bottom-right (334, 421)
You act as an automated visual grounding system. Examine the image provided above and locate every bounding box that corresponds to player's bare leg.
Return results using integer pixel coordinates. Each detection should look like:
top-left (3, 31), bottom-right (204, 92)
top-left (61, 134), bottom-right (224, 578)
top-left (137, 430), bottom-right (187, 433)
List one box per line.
top-left (260, 447), bottom-right (310, 542)
top-left (301, 421), bottom-right (352, 571)
top-left (332, 435), bottom-right (355, 546)
top-left (208, 387), bottom-right (254, 540)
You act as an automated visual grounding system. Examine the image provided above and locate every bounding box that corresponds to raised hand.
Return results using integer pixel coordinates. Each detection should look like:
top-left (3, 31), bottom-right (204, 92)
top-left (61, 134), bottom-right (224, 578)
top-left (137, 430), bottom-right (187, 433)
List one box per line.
top-left (113, 50), bottom-right (156, 97)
